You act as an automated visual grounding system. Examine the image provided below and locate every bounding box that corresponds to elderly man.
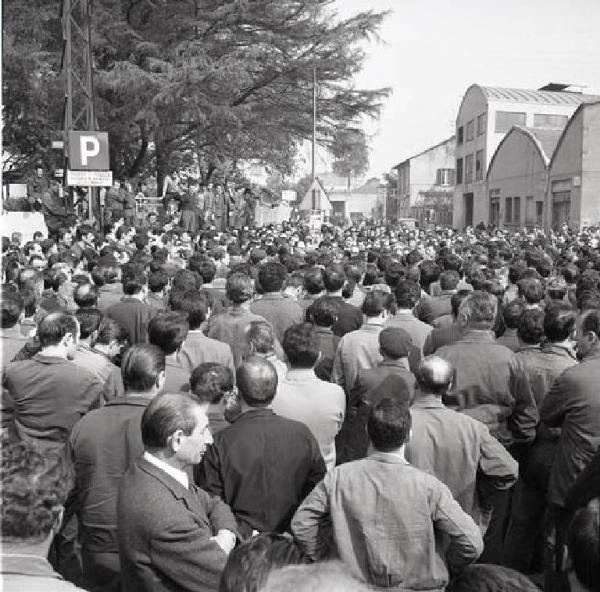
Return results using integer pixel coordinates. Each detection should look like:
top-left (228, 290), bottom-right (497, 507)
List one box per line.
top-left (406, 356), bottom-right (518, 533)
top-left (292, 398), bottom-right (483, 590)
top-left (117, 392), bottom-right (238, 592)
top-left (196, 356), bottom-right (326, 538)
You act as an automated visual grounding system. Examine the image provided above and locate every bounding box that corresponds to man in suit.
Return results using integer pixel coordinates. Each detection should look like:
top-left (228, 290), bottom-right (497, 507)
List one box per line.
top-left (117, 392), bottom-right (238, 592)
top-left (418, 270), bottom-right (459, 326)
top-left (196, 356), bottom-right (326, 538)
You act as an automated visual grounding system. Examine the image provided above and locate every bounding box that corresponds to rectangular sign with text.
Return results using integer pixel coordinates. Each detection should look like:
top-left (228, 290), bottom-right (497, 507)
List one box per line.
top-left (67, 170), bottom-right (113, 187)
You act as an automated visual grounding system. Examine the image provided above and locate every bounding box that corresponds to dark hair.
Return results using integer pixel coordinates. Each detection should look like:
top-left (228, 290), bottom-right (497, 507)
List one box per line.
top-left (517, 309), bottom-right (545, 345)
top-left (442, 254), bottom-right (463, 276)
top-left (172, 269), bottom-right (202, 292)
top-left (1, 440), bottom-right (72, 541)
top-left (219, 533), bottom-right (307, 592)
top-left (237, 356), bottom-right (278, 407)
top-left (19, 287), bottom-right (38, 318)
top-left (246, 321), bottom-right (276, 354)
top-left (148, 270), bottom-right (169, 294)
top-left (518, 278), bottom-right (545, 304)
top-left (37, 312), bottom-right (78, 347)
top-left (544, 304), bottom-right (577, 343)
top-left (446, 564), bottom-right (542, 592)
top-left (384, 262), bottom-right (406, 289)
top-left (75, 224), bottom-right (95, 241)
top-left (141, 393), bottom-right (203, 449)
top-left (394, 280), bottom-right (421, 309)
top-left (73, 283), bottom-right (98, 308)
top-left (95, 316), bottom-right (127, 347)
top-left (419, 260), bottom-right (440, 291)
top-left (283, 323), bottom-right (320, 368)
top-left (440, 270), bottom-right (460, 291)
top-left (367, 398), bottom-right (411, 452)
top-left (362, 290), bottom-right (391, 317)
top-left (121, 344), bottom-right (166, 392)
top-left (323, 267), bottom-right (346, 292)
top-left (195, 259), bottom-right (216, 283)
top-left (567, 499), bottom-right (600, 592)
top-left (502, 299), bottom-right (526, 329)
top-left (190, 363), bottom-right (234, 404)
top-left (303, 267), bottom-right (324, 295)
top-left (75, 307), bottom-right (103, 339)
top-left (258, 262), bottom-right (287, 293)
top-left (121, 263), bottom-right (147, 295)
top-left (226, 273), bottom-right (254, 304)
top-left (310, 297), bottom-right (339, 327)
top-left (175, 290), bottom-right (210, 330)
top-left (451, 290), bottom-right (471, 317)
top-left (148, 312), bottom-right (189, 355)
top-left (581, 309), bottom-right (600, 338)
top-left (2, 293), bottom-right (23, 328)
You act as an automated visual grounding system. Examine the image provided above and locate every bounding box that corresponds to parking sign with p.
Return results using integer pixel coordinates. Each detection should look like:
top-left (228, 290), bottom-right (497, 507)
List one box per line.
top-left (68, 131), bottom-right (110, 170)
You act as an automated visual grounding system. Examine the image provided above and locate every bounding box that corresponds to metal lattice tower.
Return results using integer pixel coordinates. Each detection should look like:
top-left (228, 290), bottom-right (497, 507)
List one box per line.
top-left (61, 0), bottom-right (97, 216)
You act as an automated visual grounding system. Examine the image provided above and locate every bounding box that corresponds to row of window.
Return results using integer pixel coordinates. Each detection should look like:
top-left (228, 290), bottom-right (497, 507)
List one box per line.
top-left (489, 193), bottom-right (544, 226)
top-left (459, 111), bottom-right (569, 141)
top-left (456, 150), bottom-right (484, 184)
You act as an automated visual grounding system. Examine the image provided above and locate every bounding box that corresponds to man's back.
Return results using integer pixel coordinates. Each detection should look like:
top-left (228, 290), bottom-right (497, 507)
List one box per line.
top-left (384, 310), bottom-right (432, 353)
top-left (97, 283), bottom-right (123, 312)
top-left (273, 369), bottom-right (345, 470)
top-left (542, 356), bottom-right (600, 507)
top-left (0, 326), bottom-right (28, 367)
top-left (419, 294), bottom-right (453, 325)
top-left (407, 398), bottom-right (518, 526)
top-left (180, 331), bottom-right (235, 375)
top-left (205, 308), bottom-right (268, 367)
top-left (3, 354), bottom-right (102, 447)
top-left (68, 395), bottom-right (152, 555)
top-left (292, 454), bottom-right (482, 591)
top-left (309, 296), bottom-right (362, 337)
top-left (106, 298), bottom-right (156, 344)
top-left (196, 408), bottom-right (326, 537)
top-left (423, 323), bottom-right (462, 355)
top-left (250, 294), bottom-right (303, 342)
top-left (71, 345), bottom-right (124, 402)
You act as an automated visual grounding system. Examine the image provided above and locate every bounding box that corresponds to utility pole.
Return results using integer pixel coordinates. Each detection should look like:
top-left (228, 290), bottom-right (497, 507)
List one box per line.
top-left (312, 67), bottom-right (317, 181)
top-left (61, 0), bottom-right (98, 223)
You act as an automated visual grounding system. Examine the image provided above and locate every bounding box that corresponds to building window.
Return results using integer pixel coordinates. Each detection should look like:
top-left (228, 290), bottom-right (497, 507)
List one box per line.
top-left (466, 120), bottom-right (474, 141)
top-left (475, 150), bottom-right (484, 181)
top-left (513, 196), bottom-right (521, 225)
top-left (489, 189), bottom-right (500, 226)
top-left (477, 112), bottom-right (487, 135)
top-left (436, 168), bottom-right (455, 186)
top-left (526, 196), bottom-right (534, 224)
top-left (495, 111), bottom-right (527, 133)
top-left (505, 197), bottom-right (513, 224)
top-left (533, 113), bottom-right (568, 129)
top-left (457, 126), bottom-right (464, 145)
top-left (456, 158), bottom-right (463, 184)
top-left (465, 154), bottom-right (474, 183)
top-left (536, 201), bottom-right (543, 225)
top-left (311, 189), bottom-right (319, 209)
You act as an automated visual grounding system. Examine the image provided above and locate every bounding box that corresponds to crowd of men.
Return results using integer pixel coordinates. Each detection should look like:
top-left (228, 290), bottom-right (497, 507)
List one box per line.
top-left (1, 210), bottom-right (600, 592)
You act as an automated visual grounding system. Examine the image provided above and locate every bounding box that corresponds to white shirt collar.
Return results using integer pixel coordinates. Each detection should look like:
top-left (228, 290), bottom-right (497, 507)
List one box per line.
top-left (143, 451), bottom-right (189, 489)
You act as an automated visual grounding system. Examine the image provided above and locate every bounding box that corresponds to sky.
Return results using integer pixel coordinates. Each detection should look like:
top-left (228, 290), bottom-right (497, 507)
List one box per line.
top-left (333, 0), bottom-right (600, 178)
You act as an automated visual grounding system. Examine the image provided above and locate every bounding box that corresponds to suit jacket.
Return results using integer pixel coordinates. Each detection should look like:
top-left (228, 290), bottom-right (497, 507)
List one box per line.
top-left (106, 297), bottom-right (157, 345)
top-left (541, 352), bottom-right (600, 507)
top-left (196, 409), bottom-right (326, 538)
top-left (117, 458), bottom-right (237, 592)
top-left (418, 292), bottom-right (455, 325)
top-left (250, 293), bottom-right (303, 343)
top-left (180, 331), bottom-right (235, 375)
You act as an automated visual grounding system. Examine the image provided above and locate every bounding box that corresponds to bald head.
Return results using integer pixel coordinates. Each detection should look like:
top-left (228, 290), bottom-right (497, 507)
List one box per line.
top-left (415, 356), bottom-right (453, 396)
top-left (237, 355), bottom-right (278, 407)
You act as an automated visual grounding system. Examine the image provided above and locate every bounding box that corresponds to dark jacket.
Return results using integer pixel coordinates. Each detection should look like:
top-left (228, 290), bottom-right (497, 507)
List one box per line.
top-left (67, 395), bottom-right (153, 555)
top-left (541, 351), bottom-right (600, 507)
top-left (106, 297), bottom-right (157, 345)
top-left (117, 458), bottom-right (237, 592)
top-left (3, 354), bottom-right (103, 448)
top-left (250, 293), bottom-right (303, 343)
top-left (195, 408), bottom-right (326, 538)
top-left (308, 296), bottom-right (363, 337)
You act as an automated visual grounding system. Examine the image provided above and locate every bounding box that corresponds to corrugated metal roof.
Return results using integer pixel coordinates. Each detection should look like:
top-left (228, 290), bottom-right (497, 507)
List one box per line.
top-left (481, 86), bottom-right (600, 105)
top-left (521, 127), bottom-right (563, 162)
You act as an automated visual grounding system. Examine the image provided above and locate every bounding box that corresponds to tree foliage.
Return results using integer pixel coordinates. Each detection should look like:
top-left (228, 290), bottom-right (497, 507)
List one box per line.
top-left (3, 0), bottom-right (390, 186)
top-left (331, 127), bottom-right (369, 188)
